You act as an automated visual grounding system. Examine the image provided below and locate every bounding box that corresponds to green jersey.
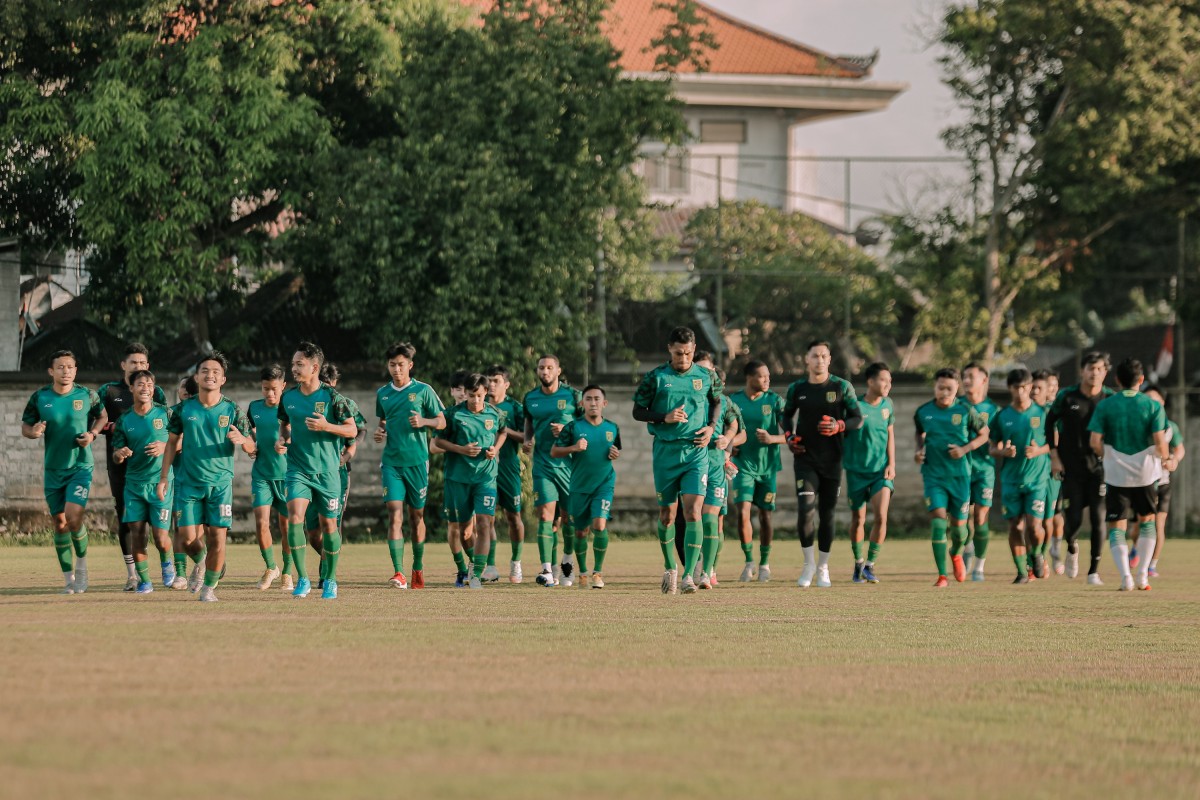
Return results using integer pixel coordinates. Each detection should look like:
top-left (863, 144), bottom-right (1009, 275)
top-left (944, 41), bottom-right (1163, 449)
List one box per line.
top-left (22, 384), bottom-right (104, 472)
top-left (1087, 390), bottom-right (1168, 487)
top-left (438, 402), bottom-right (504, 484)
top-left (709, 395), bottom-right (742, 464)
top-left (492, 395), bottom-right (526, 483)
top-left (633, 362), bottom-right (725, 444)
top-left (523, 383), bottom-right (583, 476)
top-left (914, 399), bottom-right (986, 483)
top-left (844, 396), bottom-right (894, 474)
top-left (729, 389), bottom-right (785, 478)
top-left (555, 418), bottom-right (621, 495)
top-left (279, 383), bottom-right (355, 476)
top-left (375, 380), bottom-right (445, 468)
top-left (168, 395), bottom-right (251, 486)
top-left (966, 397), bottom-right (1000, 474)
top-left (989, 403), bottom-right (1050, 487)
top-left (247, 399), bottom-right (287, 481)
top-left (112, 403), bottom-right (173, 484)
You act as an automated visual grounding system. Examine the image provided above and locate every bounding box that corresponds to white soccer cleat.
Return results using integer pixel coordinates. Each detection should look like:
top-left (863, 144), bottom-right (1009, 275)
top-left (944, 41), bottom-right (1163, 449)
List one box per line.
top-left (481, 565), bottom-right (500, 583)
top-left (691, 564), bottom-right (703, 584)
top-left (198, 585), bottom-right (218, 602)
top-left (257, 567), bottom-right (281, 591)
top-left (468, 574), bottom-right (482, 589)
top-left (61, 574), bottom-right (76, 594)
top-left (816, 565), bottom-right (832, 588)
top-left (757, 564), bottom-right (771, 583)
top-left (797, 561), bottom-right (815, 588)
top-left (187, 562), bottom-right (204, 593)
top-left (661, 569), bottom-right (678, 595)
top-left (1065, 552), bottom-right (1079, 579)
top-left (74, 559), bottom-right (89, 594)
top-left (590, 572), bottom-right (605, 589)
top-left (680, 574), bottom-right (698, 594)
top-left (739, 562), bottom-right (755, 582)
top-left (536, 568), bottom-right (555, 587)
top-left (281, 574), bottom-right (295, 591)
top-left (1087, 573), bottom-right (1103, 586)
top-left (562, 570), bottom-right (575, 588)
top-left (124, 575), bottom-right (138, 592)
top-left (171, 575), bottom-right (187, 590)
top-left (1119, 575), bottom-right (1135, 592)
top-left (509, 561), bottom-right (523, 584)
top-left (698, 572), bottom-right (712, 590)
top-left (553, 563), bottom-right (564, 585)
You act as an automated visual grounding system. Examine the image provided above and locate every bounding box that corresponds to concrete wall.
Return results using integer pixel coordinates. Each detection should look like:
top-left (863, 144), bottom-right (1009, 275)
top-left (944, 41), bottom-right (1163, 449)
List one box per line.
top-left (0, 245), bottom-right (20, 371)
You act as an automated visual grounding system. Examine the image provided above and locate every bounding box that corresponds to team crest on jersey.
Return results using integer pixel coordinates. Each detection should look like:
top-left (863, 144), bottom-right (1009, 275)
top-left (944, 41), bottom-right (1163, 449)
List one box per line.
top-left (485, 418), bottom-right (494, 430)
top-left (1031, 417), bottom-right (1041, 428)
top-left (314, 402), bottom-right (326, 415)
top-left (980, 412), bottom-right (990, 422)
top-left (408, 393), bottom-right (416, 402)
top-left (826, 391), bottom-right (837, 403)
top-left (153, 418), bottom-right (164, 430)
top-left (606, 431), bottom-right (614, 442)
top-left (557, 399), bottom-right (567, 410)
top-left (762, 405), bottom-right (772, 416)
top-left (693, 379), bottom-right (704, 391)
top-left (73, 399), bottom-right (84, 411)
top-left (951, 414), bottom-right (962, 425)
top-left (219, 415), bottom-right (230, 427)
top-left (882, 408), bottom-right (891, 420)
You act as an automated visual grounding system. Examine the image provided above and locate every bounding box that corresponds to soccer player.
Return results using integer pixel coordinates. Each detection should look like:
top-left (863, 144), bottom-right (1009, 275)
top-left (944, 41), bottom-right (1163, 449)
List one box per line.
top-left (960, 362), bottom-right (998, 576)
top-left (729, 360), bottom-right (786, 583)
top-left (914, 368), bottom-right (989, 587)
top-left (98, 343), bottom-right (168, 590)
top-left (485, 364), bottom-right (527, 583)
top-left (1032, 369), bottom-right (1065, 573)
top-left (989, 369), bottom-right (1051, 584)
top-left (375, 342), bottom-right (445, 590)
top-left (21, 350), bottom-right (107, 593)
top-left (551, 384), bottom-right (621, 588)
top-left (694, 358), bottom-right (743, 589)
top-left (523, 355), bottom-right (583, 587)
top-left (1139, 385), bottom-right (1185, 577)
top-left (247, 365), bottom-right (290, 590)
top-left (436, 369), bottom-right (476, 586)
top-left (782, 340), bottom-right (863, 588)
top-left (276, 342), bottom-right (358, 599)
top-left (1087, 358), bottom-right (1171, 591)
top-left (167, 376), bottom-right (198, 589)
top-left (843, 362), bottom-right (896, 584)
top-left (157, 353), bottom-right (254, 602)
top-left (437, 373), bottom-right (506, 589)
top-left (1047, 351), bottom-right (1114, 582)
top-left (111, 370), bottom-right (175, 593)
top-left (632, 326), bottom-right (722, 594)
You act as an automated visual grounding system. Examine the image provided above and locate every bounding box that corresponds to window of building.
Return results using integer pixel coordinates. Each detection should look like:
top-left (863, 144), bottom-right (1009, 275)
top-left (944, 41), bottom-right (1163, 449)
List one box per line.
top-left (699, 120), bottom-right (747, 144)
top-left (642, 154), bottom-right (688, 193)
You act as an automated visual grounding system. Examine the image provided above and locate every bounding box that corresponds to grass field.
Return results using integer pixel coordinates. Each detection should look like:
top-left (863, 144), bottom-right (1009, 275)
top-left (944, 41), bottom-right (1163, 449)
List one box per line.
top-left (3, 539), bottom-right (1199, 800)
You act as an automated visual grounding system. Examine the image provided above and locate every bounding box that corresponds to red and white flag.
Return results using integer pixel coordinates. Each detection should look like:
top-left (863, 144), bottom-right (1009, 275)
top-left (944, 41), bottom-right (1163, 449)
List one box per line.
top-left (1152, 326), bottom-right (1174, 381)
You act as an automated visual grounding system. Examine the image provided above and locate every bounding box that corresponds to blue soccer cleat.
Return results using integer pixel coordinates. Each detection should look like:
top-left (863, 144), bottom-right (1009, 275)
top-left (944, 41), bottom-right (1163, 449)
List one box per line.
top-left (293, 577), bottom-right (312, 598)
top-left (454, 570), bottom-right (469, 588)
top-left (861, 564), bottom-right (879, 584)
top-left (136, 581), bottom-right (154, 594)
top-left (852, 562), bottom-right (864, 583)
top-left (161, 562), bottom-right (176, 588)
top-left (321, 580), bottom-right (338, 600)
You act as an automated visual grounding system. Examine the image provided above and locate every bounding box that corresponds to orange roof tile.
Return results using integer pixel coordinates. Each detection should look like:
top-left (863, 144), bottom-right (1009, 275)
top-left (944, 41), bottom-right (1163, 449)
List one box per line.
top-left (460, 0), bottom-right (870, 78)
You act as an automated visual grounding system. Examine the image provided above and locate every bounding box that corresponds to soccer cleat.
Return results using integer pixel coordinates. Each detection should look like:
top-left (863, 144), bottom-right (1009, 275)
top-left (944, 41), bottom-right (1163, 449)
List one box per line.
top-left (317, 579), bottom-right (324, 590)
top-left (73, 562), bottom-right (88, 594)
top-left (816, 565), bottom-right (832, 588)
top-left (136, 581), bottom-right (153, 594)
top-left (1087, 573), bottom-right (1104, 586)
top-left (963, 554), bottom-right (974, 575)
top-left (951, 555), bottom-right (965, 583)
top-left (197, 585), bottom-right (218, 602)
top-left (1054, 559), bottom-right (1065, 576)
top-left (739, 562), bottom-right (755, 582)
top-left (970, 570), bottom-right (985, 582)
top-left (591, 572), bottom-right (605, 589)
top-left (1050, 539), bottom-right (1062, 574)
top-left (124, 575), bottom-right (138, 592)
top-left (1128, 548), bottom-right (1139, 569)
top-left (562, 569), bottom-right (575, 588)
top-left (186, 563), bottom-right (204, 593)
top-left (321, 580), bottom-right (338, 599)
top-left (853, 562), bottom-right (864, 584)
top-left (162, 562), bottom-right (176, 588)
top-left (1031, 555), bottom-right (1047, 580)
top-left (412, 570), bottom-right (425, 589)
top-left (536, 568), bottom-right (555, 587)
top-left (661, 569), bottom-right (678, 595)
top-left (680, 574), bottom-right (698, 594)
top-left (454, 571), bottom-right (469, 588)
top-left (388, 571), bottom-right (408, 590)
top-left (861, 564), bottom-right (879, 584)
top-left (509, 561), bottom-right (523, 584)
top-left (1148, 566), bottom-right (1159, 578)
top-left (933, 575), bottom-right (949, 588)
top-left (258, 567), bottom-right (281, 591)
top-left (1136, 581), bottom-right (1151, 591)
top-left (281, 574), bottom-right (295, 591)
top-left (1119, 575), bottom-right (1135, 592)
top-left (553, 563), bottom-right (564, 585)
top-left (1066, 552), bottom-right (1079, 579)
top-left (698, 572), bottom-right (712, 590)
top-left (1013, 572), bottom-right (1029, 585)
top-left (171, 575), bottom-right (188, 591)
top-left (578, 573), bottom-right (590, 589)
top-left (797, 562), bottom-right (815, 588)
top-left (293, 577), bottom-right (311, 598)
top-left (468, 574), bottom-right (482, 590)
top-left (481, 565), bottom-right (500, 583)
top-left (757, 564), bottom-right (772, 583)
top-left (710, 569), bottom-right (718, 587)
top-left (61, 575), bottom-right (76, 594)
top-left (692, 564), bottom-right (703, 585)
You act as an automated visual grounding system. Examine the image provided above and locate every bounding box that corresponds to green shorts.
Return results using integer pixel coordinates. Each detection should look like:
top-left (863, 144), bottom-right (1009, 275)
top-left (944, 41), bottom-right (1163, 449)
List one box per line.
top-left (251, 476), bottom-right (288, 516)
top-left (532, 468), bottom-right (569, 511)
top-left (1043, 476), bottom-right (1062, 519)
top-left (845, 469), bottom-right (894, 511)
top-left (307, 468), bottom-right (350, 530)
top-left (443, 478), bottom-right (497, 523)
top-left (44, 467), bottom-right (93, 515)
top-left (704, 453), bottom-right (729, 511)
top-left (496, 465), bottom-right (523, 514)
top-left (569, 481), bottom-right (614, 532)
top-left (287, 470), bottom-right (341, 519)
top-left (729, 471), bottom-right (778, 511)
top-left (652, 439), bottom-right (708, 507)
top-left (1002, 481), bottom-right (1048, 521)
top-left (923, 475), bottom-right (969, 521)
top-left (175, 481), bottom-right (233, 528)
top-left (124, 480), bottom-right (173, 530)
top-left (970, 467), bottom-right (995, 508)
top-left (381, 462), bottom-right (429, 508)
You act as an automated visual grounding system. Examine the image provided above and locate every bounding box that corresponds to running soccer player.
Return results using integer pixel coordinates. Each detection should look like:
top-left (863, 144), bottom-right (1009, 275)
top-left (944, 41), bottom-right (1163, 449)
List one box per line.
top-left (167, 376), bottom-right (198, 589)
top-left (523, 355), bottom-right (583, 587)
top-left (276, 342), bottom-right (358, 600)
top-left (1047, 351), bottom-right (1114, 583)
top-left (157, 353), bottom-right (255, 602)
top-left (485, 364), bottom-right (526, 583)
top-left (375, 342), bottom-right (445, 590)
top-left (844, 362), bottom-right (895, 584)
top-left (98, 343), bottom-right (169, 590)
top-left (960, 362), bottom-right (998, 576)
top-left (989, 368), bottom-right (1051, 584)
top-left (21, 350), bottom-right (107, 593)
top-left (914, 368), bottom-right (989, 587)
top-left (551, 384), bottom-right (621, 589)
top-left (1087, 358), bottom-right (1171, 591)
top-left (729, 360), bottom-right (786, 583)
top-left (437, 369), bottom-right (476, 587)
top-left (632, 326), bottom-right (723, 595)
top-left (247, 365), bottom-right (290, 590)
top-left (437, 373), bottom-right (506, 589)
top-left (111, 370), bottom-right (175, 593)
top-left (695, 358), bottom-right (743, 589)
top-left (1139, 385), bottom-right (1185, 577)
top-left (1032, 369), bottom-right (1065, 573)
top-left (783, 340), bottom-right (863, 588)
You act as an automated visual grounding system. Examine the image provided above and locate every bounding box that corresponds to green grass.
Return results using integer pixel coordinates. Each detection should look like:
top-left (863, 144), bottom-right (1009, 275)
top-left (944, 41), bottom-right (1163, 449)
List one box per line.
top-left (3, 540), bottom-right (1199, 799)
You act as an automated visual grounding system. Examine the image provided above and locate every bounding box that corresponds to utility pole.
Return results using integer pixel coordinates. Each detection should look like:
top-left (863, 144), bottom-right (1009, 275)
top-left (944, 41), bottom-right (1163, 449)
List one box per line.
top-left (594, 233), bottom-right (607, 376)
top-left (1174, 212), bottom-right (1188, 533)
